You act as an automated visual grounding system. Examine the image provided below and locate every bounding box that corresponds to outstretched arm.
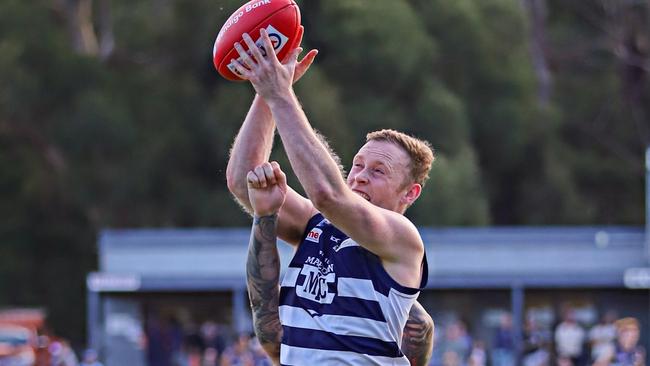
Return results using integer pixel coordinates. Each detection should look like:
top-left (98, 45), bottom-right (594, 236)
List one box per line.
top-left (402, 301), bottom-right (435, 366)
top-left (225, 26), bottom-right (316, 208)
top-left (226, 27), bottom-right (318, 245)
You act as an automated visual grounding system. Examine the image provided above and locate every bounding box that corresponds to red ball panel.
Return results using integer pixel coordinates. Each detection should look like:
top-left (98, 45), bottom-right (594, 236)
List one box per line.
top-left (213, 0), bottom-right (301, 81)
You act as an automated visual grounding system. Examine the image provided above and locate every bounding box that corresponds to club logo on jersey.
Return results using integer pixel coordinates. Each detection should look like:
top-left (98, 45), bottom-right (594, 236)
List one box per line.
top-left (333, 238), bottom-right (359, 252)
top-left (296, 257), bottom-right (336, 304)
top-left (305, 228), bottom-right (322, 243)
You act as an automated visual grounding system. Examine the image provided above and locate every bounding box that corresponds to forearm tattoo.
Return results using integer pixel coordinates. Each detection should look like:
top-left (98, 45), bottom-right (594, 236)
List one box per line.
top-left (247, 214), bottom-right (283, 362)
top-left (401, 301), bottom-right (434, 366)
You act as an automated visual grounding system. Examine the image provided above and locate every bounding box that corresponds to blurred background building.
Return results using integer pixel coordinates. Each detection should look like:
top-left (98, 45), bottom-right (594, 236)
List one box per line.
top-left (87, 225), bottom-right (649, 366)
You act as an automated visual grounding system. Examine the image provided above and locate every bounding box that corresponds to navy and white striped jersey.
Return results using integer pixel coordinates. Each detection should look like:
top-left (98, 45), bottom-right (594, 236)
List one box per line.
top-left (279, 213), bottom-right (428, 365)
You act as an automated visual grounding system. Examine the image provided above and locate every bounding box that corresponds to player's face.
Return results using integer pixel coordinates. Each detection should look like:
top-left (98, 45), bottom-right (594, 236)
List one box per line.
top-left (347, 140), bottom-right (413, 212)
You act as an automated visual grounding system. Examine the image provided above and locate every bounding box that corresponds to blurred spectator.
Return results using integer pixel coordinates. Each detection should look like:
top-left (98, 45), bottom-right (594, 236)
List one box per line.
top-left (468, 340), bottom-right (487, 366)
top-left (441, 350), bottom-right (463, 366)
top-left (554, 309), bottom-right (585, 365)
top-left (169, 317), bottom-right (186, 366)
top-left (523, 316), bottom-right (551, 366)
top-left (438, 320), bottom-right (472, 364)
top-left (204, 347), bottom-right (219, 366)
top-left (146, 314), bottom-right (173, 366)
top-left (492, 312), bottom-right (515, 366)
top-left (220, 333), bottom-right (254, 366)
top-left (589, 310), bottom-right (618, 363)
top-left (595, 317), bottom-right (646, 366)
top-left (49, 339), bottom-right (79, 366)
top-left (80, 348), bottom-right (103, 366)
top-left (183, 323), bottom-right (204, 366)
top-left (201, 321), bottom-right (226, 364)
top-left (557, 355), bottom-right (574, 366)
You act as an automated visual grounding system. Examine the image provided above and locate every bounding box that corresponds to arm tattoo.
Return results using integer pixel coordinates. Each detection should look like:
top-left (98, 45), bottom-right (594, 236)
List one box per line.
top-left (401, 301), bottom-right (434, 366)
top-left (247, 214), bottom-right (283, 363)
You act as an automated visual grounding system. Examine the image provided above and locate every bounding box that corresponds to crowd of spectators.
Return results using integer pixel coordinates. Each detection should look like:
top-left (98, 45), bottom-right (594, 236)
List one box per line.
top-left (430, 310), bottom-right (645, 366)
top-left (144, 318), bottom-right (272, 366)
top-left (80, 309), bottom-right (644, 366)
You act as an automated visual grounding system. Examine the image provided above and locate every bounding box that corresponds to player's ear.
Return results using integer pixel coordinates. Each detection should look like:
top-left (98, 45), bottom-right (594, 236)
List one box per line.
top-left (401, 183), bottom-right (421, 207)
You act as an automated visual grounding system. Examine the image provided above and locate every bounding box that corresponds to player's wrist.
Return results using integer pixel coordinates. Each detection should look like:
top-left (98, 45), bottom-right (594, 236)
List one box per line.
top-left (264, 89), bottom-right (297, 110)
top-left (253, 212), bottom-right (279, 223)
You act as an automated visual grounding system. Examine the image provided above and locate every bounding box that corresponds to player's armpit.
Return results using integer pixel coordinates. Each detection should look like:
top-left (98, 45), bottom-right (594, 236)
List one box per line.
top-left (401, 301), bottom-right (434, 366)
top-left (246, 214), bottom-right (283, 364)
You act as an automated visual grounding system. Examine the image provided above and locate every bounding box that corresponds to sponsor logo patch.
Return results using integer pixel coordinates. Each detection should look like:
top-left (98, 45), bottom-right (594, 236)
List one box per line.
top-left (305, 228), bottom-right (322, 243)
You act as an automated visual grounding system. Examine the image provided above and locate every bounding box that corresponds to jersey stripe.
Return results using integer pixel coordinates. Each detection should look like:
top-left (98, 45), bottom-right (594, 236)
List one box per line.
top-left (281, 326), bottom-right (403, 357)
top-left (279, 287), bottom-right (386, 322)
top-left (279, 305), bottom-right (396, 342)
top-left (337, 277), bottom-right (382, 301)
top-left (281, 267), bottom-right (301, 287)
top-left (280, 344), bottom-right (410, 366)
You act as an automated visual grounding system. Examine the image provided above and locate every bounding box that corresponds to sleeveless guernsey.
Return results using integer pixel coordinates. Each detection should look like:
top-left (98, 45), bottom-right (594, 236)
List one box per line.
top-left (278, 213), bottom-right (428, 365)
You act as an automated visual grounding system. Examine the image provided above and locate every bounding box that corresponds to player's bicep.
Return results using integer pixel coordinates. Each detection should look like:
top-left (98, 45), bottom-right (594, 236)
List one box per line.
top-left (277, 187), bottom-right (317, 246)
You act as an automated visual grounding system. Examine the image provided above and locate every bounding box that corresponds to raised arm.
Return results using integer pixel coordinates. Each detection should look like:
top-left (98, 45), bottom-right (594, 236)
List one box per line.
top-left (225, 27), bottom-right (318, 245)
top-left (232, 30), bottom-right (424, 287)
top-left (225, 94), bottom-right (275, 211)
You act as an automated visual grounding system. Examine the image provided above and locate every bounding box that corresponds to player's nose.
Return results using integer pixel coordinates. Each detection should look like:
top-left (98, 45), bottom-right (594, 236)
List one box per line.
top-left (353, 169), bottom-right (370, 184)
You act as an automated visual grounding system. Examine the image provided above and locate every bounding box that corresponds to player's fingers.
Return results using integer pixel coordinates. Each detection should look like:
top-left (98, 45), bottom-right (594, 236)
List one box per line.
top-left (286, 47), bottom-right (302, 69)
top-left (260, 28), bottom-right (279, 65)
top-left (409, 333), bottom-right (427, 343)
top-left (270, 161), bottom-right (287, 187)
top-left (254, 165), bottom-right (268, 187)
top-left (242, 33), bottom-right (265, 63)
top-left (299, 49), bottom-right (318, 66)
top-left (262, 162), bottom-right (276, 185)
top-left (405, 322), bottom-right (425, 330)
top-left (246, 170), bottom-right (259, 188)
top-left (230, 59), bottom-right (251, 80)
top-left (234, 42), bottom-right (255, 69)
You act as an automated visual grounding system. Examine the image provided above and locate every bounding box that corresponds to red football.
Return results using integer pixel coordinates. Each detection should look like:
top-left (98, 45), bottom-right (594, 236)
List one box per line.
top-left (213, 0), bottom-right (301, 81)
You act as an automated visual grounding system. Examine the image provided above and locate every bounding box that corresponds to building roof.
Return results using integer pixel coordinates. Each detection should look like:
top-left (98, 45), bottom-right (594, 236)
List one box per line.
top-left (95, 226), bottom-right (647, 291)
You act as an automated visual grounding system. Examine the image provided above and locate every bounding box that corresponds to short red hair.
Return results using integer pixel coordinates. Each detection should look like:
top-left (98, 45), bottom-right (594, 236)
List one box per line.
top-left (366, 129), bottom-right (435, 187)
